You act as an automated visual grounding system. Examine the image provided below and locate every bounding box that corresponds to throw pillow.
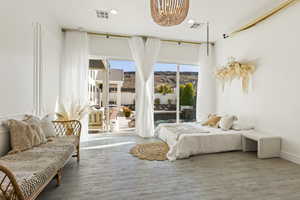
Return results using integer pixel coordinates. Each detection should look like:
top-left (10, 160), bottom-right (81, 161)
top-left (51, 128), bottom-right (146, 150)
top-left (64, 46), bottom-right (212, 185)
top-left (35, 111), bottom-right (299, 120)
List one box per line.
top-left (219, 115), bottom-right (238, 131)
top-left (6, 120), bottom-right (35, 154)
top-left (41, 114), bottom-right (57, 138)
top-left (202, 115), bottom-right (221, 127)
top-left (23, 115), bottom-right (47, 144)
top-left (197, 113), bottom-right (210, 123)
top-left (232, 121), bottom-right (254, 131)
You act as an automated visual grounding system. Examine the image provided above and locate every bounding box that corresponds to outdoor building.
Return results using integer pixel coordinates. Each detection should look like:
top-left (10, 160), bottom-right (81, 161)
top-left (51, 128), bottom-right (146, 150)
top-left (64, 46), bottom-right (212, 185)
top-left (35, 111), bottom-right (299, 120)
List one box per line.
top-left (96, 68), bottom-right (124, 107)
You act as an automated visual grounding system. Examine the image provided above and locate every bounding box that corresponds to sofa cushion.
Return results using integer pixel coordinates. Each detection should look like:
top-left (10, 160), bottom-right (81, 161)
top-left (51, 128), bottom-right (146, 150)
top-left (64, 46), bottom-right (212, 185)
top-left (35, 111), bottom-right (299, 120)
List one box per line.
top-left (41, 115), bottom-right (57, 138)
top-left (6, 120), bottom-right (37, 154)
top-left (23, 115), bottom-right (47, 144)
top-left (0, 136), bottom-right (77, 199)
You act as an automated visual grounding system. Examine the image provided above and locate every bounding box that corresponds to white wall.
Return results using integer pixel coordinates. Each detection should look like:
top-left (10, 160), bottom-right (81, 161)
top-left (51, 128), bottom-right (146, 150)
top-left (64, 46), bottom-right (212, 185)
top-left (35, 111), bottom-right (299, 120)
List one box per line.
top-left (0, 0), bottom-right (62, 155)
top-left (89, 35), bottom-right (200, 65)
top-left (215, 3), bottom-right (300, 163)
top-left (0, 0), bottom-right (63, 116)
top-left (42, 24), bottom-right (63, 114)
top-left (197, 44), bottom-right (216, 119)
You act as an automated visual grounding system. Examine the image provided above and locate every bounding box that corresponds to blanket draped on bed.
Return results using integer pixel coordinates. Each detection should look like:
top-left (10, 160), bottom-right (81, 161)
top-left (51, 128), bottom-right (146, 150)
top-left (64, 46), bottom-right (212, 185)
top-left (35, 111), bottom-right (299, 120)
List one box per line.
top-left (155, 123), bottom-right (243, 161)
top-left (156, 124), bottom-right (209, 140)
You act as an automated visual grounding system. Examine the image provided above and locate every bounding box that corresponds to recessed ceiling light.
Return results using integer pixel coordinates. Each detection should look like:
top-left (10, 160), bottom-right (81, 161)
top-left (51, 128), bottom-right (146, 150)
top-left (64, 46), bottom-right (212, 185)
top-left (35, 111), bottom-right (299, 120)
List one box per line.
top-left (188, 19), bottom-right (194, 24)
top-left (110, 9), bottom-right (118, 15)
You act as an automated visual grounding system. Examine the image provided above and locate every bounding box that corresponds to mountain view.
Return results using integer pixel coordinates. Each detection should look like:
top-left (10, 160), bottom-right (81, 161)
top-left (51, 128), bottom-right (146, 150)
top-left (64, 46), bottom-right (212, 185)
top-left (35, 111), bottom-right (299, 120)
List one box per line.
top-left (122, 71), bottom-right (198, 92)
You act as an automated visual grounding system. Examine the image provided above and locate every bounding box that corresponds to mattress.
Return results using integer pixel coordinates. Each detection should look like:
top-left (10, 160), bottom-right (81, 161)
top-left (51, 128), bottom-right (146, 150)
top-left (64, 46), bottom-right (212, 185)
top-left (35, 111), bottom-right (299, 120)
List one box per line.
top-left (155, 123), bottom-right (246, 161)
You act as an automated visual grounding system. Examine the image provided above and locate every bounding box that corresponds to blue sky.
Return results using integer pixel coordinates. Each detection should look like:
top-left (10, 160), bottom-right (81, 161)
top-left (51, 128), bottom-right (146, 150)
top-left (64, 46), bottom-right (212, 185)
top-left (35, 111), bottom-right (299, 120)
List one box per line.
top-left (109, 60), bottom-right (199, 72)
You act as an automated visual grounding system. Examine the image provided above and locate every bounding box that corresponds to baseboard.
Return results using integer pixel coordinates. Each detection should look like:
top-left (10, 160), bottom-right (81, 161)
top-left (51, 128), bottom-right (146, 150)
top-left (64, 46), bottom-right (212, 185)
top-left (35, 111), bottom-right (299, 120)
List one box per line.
top-left (281, 151), bottom-right (300, 165)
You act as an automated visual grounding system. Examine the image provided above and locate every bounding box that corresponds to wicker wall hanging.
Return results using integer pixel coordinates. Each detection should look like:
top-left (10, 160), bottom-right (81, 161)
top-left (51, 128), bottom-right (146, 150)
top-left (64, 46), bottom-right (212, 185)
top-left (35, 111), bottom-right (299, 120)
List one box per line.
top-left (151, 0), bottom-right (190, 26)
top-left (215, 57), bottom-right (256, 93)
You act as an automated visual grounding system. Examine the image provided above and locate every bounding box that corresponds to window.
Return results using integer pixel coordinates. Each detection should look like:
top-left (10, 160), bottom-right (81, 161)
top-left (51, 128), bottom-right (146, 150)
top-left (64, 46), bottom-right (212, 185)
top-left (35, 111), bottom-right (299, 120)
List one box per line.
top-left (154, 63), bottom-right (178, 126)
top-left (108, 60), bottom-right (136, 110)
top-left (108, 60), bottom-right (136, 132)
top-left (179, 65), bottom-right (198, 122)
top-left (154, 63), bottom-right (199, 126)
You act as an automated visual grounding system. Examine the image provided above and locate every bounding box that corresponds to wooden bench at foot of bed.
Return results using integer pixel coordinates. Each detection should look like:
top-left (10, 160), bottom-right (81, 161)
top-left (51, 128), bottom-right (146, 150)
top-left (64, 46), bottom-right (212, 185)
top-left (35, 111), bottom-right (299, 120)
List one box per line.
top-left (242, 132), bottom-right (281, 159)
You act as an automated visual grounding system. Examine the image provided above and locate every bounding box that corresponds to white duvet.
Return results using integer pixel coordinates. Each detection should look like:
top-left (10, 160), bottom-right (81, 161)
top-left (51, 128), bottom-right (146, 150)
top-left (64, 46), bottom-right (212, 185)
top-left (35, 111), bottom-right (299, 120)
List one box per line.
top-left (155, 123), bottom-right (244, 161)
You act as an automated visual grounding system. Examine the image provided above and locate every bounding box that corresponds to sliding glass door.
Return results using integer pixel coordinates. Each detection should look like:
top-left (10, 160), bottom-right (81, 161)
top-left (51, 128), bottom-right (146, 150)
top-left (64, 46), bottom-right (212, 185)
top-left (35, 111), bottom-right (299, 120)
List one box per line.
top-left (154, 63), bottom-right (198, 126)
top-left (154, 63), bottom-right (178, 126)
top-left (108, 60), bottom-right (136, 132)
top-left (179, 65), bottom-right (198, 122)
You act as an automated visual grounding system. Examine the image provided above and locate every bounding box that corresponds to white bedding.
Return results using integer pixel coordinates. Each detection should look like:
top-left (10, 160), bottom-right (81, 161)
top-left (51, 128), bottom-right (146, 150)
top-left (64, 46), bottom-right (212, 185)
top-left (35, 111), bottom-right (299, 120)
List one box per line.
top-left (155, 123), bottom-right (247, 161)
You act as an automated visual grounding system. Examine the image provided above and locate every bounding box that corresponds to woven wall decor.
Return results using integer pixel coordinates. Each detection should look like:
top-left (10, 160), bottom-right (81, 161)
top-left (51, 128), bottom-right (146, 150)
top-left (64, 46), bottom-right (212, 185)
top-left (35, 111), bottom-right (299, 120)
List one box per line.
top-left (151, 0), bottom-right (190, 26)
top-left (215, 57), bottom-right (256, 93)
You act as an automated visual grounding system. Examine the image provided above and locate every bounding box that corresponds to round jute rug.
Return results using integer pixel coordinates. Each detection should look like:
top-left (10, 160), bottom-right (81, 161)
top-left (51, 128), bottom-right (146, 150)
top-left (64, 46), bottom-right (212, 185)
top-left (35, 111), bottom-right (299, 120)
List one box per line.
top-left (130, 142), bottom-right (169, 161)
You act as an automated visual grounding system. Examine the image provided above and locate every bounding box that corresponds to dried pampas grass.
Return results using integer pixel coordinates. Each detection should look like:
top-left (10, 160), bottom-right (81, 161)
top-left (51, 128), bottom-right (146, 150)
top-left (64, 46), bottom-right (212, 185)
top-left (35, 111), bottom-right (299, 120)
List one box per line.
top-left (55, 100), bottom-right (89, 121)
top-left (215, 58), bottom-right (255, 93)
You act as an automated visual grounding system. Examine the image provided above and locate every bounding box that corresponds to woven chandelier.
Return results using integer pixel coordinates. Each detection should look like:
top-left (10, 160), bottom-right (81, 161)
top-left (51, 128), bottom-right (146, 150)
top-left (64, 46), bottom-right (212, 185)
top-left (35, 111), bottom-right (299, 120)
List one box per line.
top-left (151, 0), bottom-right (190, 26)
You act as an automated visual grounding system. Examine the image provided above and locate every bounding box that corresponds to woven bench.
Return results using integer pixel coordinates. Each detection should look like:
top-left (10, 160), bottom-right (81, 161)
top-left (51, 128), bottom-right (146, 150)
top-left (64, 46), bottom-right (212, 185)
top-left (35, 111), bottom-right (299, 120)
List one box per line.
top-left (0, 120), bottom-right (81, 200)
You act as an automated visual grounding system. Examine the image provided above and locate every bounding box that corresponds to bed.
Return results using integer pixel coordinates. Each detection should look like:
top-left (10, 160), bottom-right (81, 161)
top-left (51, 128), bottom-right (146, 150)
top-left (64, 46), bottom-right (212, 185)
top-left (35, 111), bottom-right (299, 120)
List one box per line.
top-left (155, 122), bottom-right (249, 161)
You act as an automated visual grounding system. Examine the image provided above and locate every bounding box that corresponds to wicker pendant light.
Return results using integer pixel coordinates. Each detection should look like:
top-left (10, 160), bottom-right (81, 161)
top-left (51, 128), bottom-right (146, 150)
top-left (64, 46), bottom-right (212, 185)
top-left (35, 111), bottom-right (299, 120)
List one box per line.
top-left (151, 0), bottom-right (190, 26)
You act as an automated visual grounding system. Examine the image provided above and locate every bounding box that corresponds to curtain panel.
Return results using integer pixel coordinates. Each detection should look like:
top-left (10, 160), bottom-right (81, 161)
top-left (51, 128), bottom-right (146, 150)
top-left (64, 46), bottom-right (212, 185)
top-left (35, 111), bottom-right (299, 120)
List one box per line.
top-left (129, 37), bottom-right (161, 138)
top-left (59, 31), bottom-right (89, 137)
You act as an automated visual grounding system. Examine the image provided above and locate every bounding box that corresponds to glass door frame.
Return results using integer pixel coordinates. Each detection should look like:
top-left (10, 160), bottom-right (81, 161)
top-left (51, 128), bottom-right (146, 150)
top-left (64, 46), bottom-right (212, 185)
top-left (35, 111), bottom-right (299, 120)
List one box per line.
top-left (154, 63), bottom-right (198, 125)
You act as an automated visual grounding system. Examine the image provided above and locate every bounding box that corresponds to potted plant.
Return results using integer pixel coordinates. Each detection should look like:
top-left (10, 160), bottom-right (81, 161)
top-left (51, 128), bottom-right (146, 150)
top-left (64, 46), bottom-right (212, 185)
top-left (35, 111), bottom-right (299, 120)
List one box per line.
top-left (154, 98), bottom-right (160, 105)
top-left (180, 83), bottom-right (195, 110)
top-left (156, 84), bottom-right (173, 95)
top-left (123, 107), bottom-right (132, 118)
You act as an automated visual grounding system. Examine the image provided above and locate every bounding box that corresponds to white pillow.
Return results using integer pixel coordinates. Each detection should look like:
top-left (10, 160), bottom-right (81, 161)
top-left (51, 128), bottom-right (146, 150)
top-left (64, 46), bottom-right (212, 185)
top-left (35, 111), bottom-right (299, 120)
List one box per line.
top-left (41, 114), bottom-right (57, 137)
top-left (197, 113), bottom-right (210, 123)
top-left (198, 113), bottom-right (221, 123)
top-left (232, 120), bottom-right (254, 131)
top-left (219, 115), bottom-right (238, 131)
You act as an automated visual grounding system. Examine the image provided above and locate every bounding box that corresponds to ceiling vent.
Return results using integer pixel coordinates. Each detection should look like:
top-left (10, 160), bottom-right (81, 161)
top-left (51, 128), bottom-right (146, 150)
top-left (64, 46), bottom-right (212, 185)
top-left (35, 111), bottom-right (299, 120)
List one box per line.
top-left (190, 22), bottom-right (204, 29)
top-left (96, 10), bottom-right (109, 19)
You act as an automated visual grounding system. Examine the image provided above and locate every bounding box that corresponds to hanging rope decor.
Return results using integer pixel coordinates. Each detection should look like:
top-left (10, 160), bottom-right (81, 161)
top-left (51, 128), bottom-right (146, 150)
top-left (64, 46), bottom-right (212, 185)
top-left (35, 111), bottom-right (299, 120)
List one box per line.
top-left (151, 0), bottom-right (190, 26)
top-left (215, 57), bottom-right (256, 93)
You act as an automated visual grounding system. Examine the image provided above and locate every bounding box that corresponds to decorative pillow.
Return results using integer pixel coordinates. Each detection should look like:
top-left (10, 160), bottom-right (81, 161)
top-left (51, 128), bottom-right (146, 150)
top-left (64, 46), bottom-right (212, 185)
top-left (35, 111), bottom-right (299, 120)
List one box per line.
top-left (219, 115), bottom-right (238, 131)
top-left (232, 121), bottom-right (254, 131)
top-left (41, 114), bottom-right (57, 138)
top-left (202, 115), bottom-right (221, 127)
top-left (6, 120), bottom-right (35, 154)
top-left (197, 113), bottom-right (210, 123)
top-left (23, 115), bottom-right (47, 144)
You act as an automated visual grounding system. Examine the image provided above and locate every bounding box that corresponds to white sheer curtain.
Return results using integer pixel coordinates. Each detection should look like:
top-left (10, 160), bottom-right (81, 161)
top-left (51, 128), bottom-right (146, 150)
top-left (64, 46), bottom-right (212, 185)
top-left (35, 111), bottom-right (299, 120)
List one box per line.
top-left (60, 31), bottom-right (89, 137)
top-left (129, 37), bottom-right (161, 138)
top-left (196, 44), bottom-right (216, 121)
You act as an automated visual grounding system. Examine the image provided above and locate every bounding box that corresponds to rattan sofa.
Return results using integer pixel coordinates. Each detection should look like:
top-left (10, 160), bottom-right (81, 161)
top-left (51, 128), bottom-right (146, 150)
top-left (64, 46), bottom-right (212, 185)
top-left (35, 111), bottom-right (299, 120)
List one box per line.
top-left (0, 120), bottom-right (81, 200)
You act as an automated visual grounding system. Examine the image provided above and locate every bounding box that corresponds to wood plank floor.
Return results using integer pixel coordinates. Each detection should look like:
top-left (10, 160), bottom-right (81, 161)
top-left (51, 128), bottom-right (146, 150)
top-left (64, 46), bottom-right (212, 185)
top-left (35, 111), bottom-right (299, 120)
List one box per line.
top-left (38, 134), bottom-right (300, 200)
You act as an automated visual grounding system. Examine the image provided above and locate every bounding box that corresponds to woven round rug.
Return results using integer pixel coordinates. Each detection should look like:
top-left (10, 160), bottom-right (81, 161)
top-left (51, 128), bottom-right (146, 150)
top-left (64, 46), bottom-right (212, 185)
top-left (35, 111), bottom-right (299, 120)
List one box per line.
top-left (130, 142), bottom-right (169, 161)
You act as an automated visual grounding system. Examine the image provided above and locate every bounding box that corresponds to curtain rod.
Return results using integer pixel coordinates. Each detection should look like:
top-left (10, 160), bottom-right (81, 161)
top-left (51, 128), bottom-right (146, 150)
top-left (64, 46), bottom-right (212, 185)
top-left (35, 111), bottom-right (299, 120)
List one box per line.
top-left (62, 28), bottom-right (213, 45)
top-left (223, 0), bottom-right (299, 39)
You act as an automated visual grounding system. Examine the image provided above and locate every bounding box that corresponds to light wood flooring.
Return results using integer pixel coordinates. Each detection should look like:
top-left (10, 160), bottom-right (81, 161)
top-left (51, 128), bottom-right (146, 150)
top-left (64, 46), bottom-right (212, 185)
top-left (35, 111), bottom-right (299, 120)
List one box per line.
top-left (38, 133), bottom-right (300, 200)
